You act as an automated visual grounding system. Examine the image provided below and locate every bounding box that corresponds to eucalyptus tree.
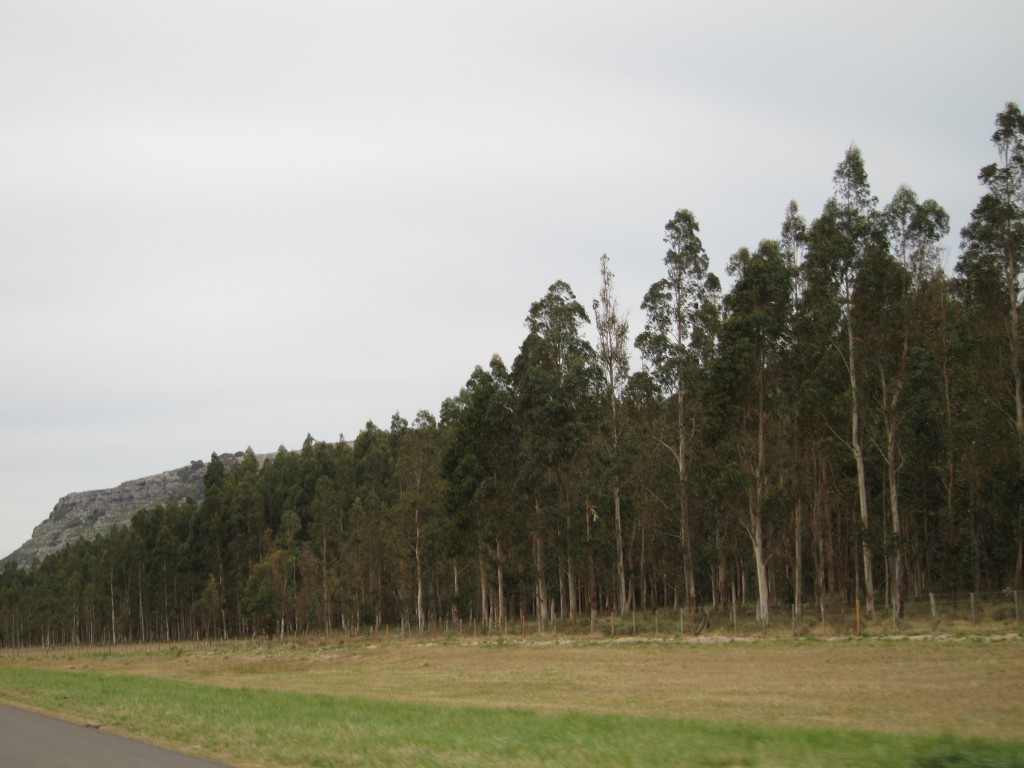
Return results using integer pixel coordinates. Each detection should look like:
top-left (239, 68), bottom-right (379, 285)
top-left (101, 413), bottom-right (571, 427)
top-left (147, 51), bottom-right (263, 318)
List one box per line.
top-left (393, 410), bottom-right (444, 633)
top-left (349, 421), bottom-right (397, 627)
top-left (310, 474), bottom-right (344, 632)
top-left (621, 365), bottom-right (678, 612)
top-left (512, 280), bottom-right (601, 625)
top-left (804, 147), bottom-right (885, 619)
top-left (795, 198), bottom-right (866, 616)
top-left (876, 185), bottom-right (949, 623)
top-left (959, 102), bottom-right (1024, 588)
top-left (222, 449), bottom-right (264, 632)
top-left (1, 561), bottom-right (31, 647)
top-left (441, 355), bottom-right (518, 629)
top-left (635, 209), bottom-right (721, 612)
top-left (714, 240), bottom-right (794, 627)
top-left (953, 226), bottom-right (1019, 590)
top-left (593, 254), bottom-right (630, 617)
top-left (191, 453), bottom-right (232, 637)
top-left (778, 201), bottom-right (813, 622)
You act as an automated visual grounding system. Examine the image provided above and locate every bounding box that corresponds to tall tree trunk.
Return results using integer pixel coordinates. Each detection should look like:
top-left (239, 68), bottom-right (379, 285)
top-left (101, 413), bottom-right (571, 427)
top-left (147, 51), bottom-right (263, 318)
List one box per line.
top-left (109, 565), bottom-right (116, 646)
top-left (496, 538), bottom-right (505, 633)
top-left (564, 552), bottom-right (575, 624)
top-left (880, 354), bottom-right (907, 628)
top-left (715, 523), bottom-right (728, 613)
top-left (810, 451), bottom-right (827, 623)
top-left (138, 562), bottom-right (145, 643)
top-left (477, 533), bottom-right (489, 630)
top-left (533, 526), bottom-right (548, 630)
top-left (793, 498), bottom-right (803, 629)
top-left (752, 509), bottom-right (769, 629)
top-left (163, 564), bottom-right (170, 642)
top-left (614, 485), bottom-right (626, 617)
top-left (882, 299), bottom-right (911, 627)
top-left (886, 411), bottom-right (902, 628)
top-left (749, 362), bottom-right (770, 629)
top-left (639, 521), bottom-right (648, 613)
top-left (677, 387), bottom-right (697, 613)
top-left (322, 529), bottom-right (330, 634)
top-left (587, 506), bottom-right (597, 634)
top-left (415, 503), bottom-right (424, 633)
top-left (938, 279), bottom-right (958, 589)
top-left (846, 309), bottom-right (875, 620)
top-left (566, 513), bottom-right (577, 624)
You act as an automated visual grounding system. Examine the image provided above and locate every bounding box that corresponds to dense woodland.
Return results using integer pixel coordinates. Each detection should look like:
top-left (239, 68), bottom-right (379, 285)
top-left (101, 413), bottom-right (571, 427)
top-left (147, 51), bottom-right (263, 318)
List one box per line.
top-left (3, 104), bottom-right (1024, 646)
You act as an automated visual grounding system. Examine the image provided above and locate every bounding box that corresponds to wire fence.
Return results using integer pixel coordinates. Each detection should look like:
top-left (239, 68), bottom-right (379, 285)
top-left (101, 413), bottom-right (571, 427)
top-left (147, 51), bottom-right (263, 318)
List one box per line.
top-left (382, 591), bottom-right (1022, 641)
top-left (461, 591), bottom-right (1024, 639)
top-left (750, 590), bottom-right (1021, 637)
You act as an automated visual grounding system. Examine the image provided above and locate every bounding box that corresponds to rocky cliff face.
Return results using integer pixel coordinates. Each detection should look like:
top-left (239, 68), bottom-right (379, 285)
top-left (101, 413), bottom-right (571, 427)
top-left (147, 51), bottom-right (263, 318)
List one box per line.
top-left (3, 458), bottom-right (219, 569)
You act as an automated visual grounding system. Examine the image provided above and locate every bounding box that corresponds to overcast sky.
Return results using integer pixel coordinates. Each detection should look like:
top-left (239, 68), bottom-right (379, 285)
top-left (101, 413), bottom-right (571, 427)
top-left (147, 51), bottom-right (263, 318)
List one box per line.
top-left (1, 1), bottom-right (1021, 560)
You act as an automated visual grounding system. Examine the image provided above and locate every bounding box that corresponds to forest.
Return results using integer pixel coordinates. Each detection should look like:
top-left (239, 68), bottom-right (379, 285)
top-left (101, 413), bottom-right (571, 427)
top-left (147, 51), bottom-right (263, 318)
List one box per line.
top-left (2, 103), bottom-right (1023, 647)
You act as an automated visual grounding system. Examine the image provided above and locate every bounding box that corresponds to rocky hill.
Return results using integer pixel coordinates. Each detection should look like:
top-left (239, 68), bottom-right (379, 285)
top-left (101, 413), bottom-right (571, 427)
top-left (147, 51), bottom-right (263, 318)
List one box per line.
top-left (2, 455), bottom-right (245, 569)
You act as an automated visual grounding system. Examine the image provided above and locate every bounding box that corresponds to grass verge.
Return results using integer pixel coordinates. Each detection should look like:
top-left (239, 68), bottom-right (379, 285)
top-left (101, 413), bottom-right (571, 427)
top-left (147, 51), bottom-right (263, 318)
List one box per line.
top-left (1, 667), bottom-right (1022, 768)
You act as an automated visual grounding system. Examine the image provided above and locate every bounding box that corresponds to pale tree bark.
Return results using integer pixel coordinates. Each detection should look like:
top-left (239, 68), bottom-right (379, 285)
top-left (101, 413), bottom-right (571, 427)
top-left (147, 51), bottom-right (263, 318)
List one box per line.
top-left (533, 513), bottom-right (548, 630)
top-left (415, 500), bottom-right (424, 633)
top-left (496, 539), bottom-right (505, 633)
top-left (109, 565), bottom-right (116, 645)
top-left (614, 487), bottom-right (626, 616)
top-left (827, 145), bottom-right (878, 622)
top-left (793, 497), bottom-right (802, 630)
top-left (845, 306), bottom-right (875, 620)
top-left (534, 538), bottom-right (547, 629)
top-left (586, 504), bottom-right (598, 633)
top-left (477, 533), bottom-right (489, 629)
top-left (321, 527), bottom-right (330, 634)
top-left (138, 562), bottom-right (145, 643)
top-left (566, 521), bottom-right (577, 624)
top-left (746, 354), bottom-right (770, 629)
top-left (879, 352), bottom-right (908, 629)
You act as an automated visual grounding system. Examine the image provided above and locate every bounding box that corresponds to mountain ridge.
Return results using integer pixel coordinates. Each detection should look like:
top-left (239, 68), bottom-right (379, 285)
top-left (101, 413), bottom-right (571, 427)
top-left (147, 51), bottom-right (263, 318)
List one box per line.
top-left (2, 453), bottom-right (255, 569)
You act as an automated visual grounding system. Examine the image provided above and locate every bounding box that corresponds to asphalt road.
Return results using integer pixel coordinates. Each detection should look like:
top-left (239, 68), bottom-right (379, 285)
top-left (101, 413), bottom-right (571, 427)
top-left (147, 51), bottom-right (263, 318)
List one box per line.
top-left (0, 703), bottom-right (228, 767)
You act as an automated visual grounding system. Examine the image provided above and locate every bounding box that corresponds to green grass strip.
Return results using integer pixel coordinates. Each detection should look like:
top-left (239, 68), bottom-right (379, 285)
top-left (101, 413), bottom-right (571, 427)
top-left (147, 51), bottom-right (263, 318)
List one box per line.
top-left (0, 668), bottom-right (1021, 768)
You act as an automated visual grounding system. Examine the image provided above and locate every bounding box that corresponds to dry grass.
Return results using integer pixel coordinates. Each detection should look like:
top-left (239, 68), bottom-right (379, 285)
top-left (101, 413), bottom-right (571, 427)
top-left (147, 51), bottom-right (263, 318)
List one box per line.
top-left (6, 631), bottom-right (1023, 741)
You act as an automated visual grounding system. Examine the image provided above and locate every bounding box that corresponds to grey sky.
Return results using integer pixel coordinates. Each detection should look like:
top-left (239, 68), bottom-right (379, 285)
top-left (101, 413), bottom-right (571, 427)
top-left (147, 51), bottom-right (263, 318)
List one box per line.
top-left (1, 1), bottom-right (1021, 559)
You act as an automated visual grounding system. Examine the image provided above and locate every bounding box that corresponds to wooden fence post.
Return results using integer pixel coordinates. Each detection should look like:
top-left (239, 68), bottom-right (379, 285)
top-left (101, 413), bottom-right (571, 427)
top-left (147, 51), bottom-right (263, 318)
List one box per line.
top-left (930, 593), bottom-right (938, 629)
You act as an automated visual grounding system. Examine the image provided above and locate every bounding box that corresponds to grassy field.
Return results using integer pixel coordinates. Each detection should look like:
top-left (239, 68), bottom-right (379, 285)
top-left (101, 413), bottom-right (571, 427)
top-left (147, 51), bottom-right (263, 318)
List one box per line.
top-left (1, 631), bottom-right (1023, 767)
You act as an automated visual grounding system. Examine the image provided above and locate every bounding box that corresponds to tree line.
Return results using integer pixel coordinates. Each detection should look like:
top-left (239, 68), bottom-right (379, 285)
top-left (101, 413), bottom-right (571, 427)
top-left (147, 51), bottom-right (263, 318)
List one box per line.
top-left (2, 103), bottom-right (1023, 646)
